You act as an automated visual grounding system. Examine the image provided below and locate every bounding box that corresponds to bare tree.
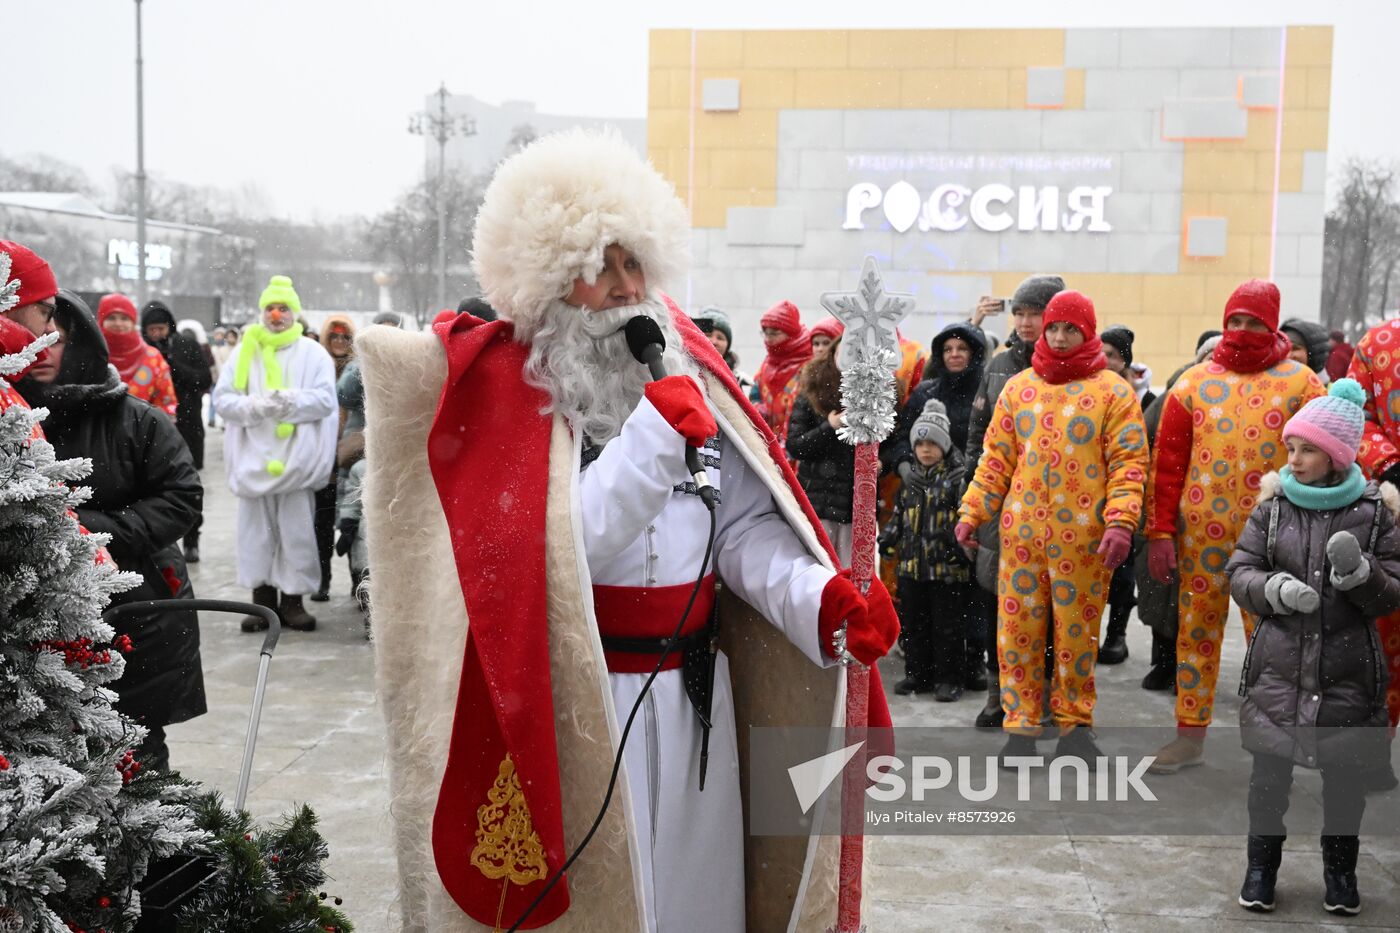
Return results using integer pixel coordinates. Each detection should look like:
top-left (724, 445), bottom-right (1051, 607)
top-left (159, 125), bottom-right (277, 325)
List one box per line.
top-left (363, 169), bottom-right (488, 325)
top-left (0, 152), bottom-right (99, 197)
top-left (1323, 159), bottom-right (1400, 338)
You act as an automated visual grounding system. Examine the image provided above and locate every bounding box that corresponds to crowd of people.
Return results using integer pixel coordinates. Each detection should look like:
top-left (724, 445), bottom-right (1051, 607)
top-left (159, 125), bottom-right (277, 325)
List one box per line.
top-left (2, 151), bottom-right (1397, 921)
top-left (0, 239), bottom-right (407, 767)
top-left (691, 266), bottom-right (1396, 916)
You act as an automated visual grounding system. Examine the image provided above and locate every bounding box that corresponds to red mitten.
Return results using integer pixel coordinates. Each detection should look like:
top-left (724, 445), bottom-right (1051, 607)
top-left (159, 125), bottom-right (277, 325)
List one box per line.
top-left (1097, 525), bottom-right (1133, 570)
top-left (1147, 537), bottom-right (1177, 584)
top-left (644, 375), bottom-right (717, 448)
top-left (819, 571), bottom-right (901, 667)
top-left (954, 521), bottom-right (979, 555)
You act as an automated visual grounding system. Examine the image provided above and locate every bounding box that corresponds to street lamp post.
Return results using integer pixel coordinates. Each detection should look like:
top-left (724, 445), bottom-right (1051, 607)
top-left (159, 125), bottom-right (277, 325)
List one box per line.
top-left (134, 0), bottom-right (148, 301)
top-left (408, 83), bottom-right (477, 313)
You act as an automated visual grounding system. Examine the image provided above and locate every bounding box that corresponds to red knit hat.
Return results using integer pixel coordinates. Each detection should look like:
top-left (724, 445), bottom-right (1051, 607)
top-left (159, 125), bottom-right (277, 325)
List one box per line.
top-left (809, 316), bottom-right (844, 343)
top-left (1224, 279), bottom-right (1281, 331)
top-left (0, 240), bottom-right (58, 309)
top-left (97, 294), bottom-right (139, 328)
top-left (1043, 289), bottom-right (1098, 339)
top-left (760, 300), bottom-right (803, 338)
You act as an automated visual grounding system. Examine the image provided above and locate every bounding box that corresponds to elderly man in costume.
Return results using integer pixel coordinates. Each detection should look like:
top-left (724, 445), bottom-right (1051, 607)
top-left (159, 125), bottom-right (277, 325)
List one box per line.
top-left (357, 129), bottom-right (898, 933)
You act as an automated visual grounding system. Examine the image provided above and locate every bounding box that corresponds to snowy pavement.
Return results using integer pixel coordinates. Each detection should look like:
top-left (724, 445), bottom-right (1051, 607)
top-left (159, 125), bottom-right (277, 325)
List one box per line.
top-left (169, 431), bottom-right (1399, 931)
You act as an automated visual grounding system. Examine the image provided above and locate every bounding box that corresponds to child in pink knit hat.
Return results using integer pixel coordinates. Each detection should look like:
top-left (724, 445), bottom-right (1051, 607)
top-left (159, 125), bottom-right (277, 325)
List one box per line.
top-left (1224, 377), bottom-right (1400, 917)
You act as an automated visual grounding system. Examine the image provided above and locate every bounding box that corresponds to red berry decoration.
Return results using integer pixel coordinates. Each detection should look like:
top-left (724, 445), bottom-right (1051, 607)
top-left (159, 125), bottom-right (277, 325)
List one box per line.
top-left (0, 754), bottom-right (10, 770)
top-left (97, 896), bottom-right (110, 909)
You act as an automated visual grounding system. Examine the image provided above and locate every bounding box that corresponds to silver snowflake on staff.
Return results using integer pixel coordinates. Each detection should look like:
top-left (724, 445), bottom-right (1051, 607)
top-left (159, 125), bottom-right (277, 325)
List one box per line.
top-left (820, 255), bottom-right (910, 360)
top-left (0, 251), bottom-right (18, 315)
top-left (820, 256), bottom-right (911, 445)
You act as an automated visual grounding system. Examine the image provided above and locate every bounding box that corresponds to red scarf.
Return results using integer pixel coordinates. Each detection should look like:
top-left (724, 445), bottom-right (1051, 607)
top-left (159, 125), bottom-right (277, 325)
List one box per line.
top-left (1212, 328), bottom-right (1292, 373)
top-left (1031, 334), bottom-right (1107, 384)
top-left (757, 330), bottom-right (812, 403)
top-left (104, 327), bottom-right (152, 382)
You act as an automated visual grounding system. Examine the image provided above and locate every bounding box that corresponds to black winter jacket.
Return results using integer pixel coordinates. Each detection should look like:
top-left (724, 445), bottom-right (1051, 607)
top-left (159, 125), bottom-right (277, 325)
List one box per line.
top-left (142, 301), bottom-right (212, 467)
top-left (786, 395), bottom-right (855, 524)
top-left (885, 322), bottom-right (987, 473)
top-left (1226, 474), bottom-right (1398, 770)
top-left (18, 291), bottom-right (206, 730)
top-left (879, 450), bottom-right (971, 583)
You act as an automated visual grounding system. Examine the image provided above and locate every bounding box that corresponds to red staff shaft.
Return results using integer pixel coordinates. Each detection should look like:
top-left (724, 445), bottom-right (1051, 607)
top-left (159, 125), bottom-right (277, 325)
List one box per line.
top-left (834, 440), bottom-right (879, 932)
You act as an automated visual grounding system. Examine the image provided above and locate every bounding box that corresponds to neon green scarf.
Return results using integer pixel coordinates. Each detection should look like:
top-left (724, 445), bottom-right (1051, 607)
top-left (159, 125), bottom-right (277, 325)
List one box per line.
top-left (234, 322), bottom-right (304, 392)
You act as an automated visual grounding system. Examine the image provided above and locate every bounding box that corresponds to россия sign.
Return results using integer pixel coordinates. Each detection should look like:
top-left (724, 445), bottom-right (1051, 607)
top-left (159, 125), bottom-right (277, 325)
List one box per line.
top-left (843, 181), bottom-right (1113, 235)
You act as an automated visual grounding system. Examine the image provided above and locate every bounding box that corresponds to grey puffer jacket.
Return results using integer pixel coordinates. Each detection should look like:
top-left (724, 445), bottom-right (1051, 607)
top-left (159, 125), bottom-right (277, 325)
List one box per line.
top-left (1226, 473), bottom-right (1399, 770)
top-left (963, 334), bottom-right (1034, 591)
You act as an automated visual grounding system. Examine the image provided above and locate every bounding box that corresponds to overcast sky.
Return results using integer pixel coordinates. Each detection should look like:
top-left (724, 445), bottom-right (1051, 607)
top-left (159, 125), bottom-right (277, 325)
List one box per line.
top-left (8, 0), bottom-right (1398, 221)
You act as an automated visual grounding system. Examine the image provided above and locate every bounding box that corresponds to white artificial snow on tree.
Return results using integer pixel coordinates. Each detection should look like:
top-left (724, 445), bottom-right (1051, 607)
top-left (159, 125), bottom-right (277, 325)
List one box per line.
top-left (0, 334), bottom-right (204, 933)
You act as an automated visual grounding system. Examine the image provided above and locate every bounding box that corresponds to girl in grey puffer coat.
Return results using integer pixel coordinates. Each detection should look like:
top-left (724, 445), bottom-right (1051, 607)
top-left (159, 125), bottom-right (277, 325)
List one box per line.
top-left (1224, 379), bottom-right (1398, 916)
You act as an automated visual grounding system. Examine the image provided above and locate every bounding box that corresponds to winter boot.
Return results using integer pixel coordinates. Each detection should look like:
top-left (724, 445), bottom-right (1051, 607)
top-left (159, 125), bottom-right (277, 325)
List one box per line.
top-left (1322, 835), bottom-right (1361, 915)
top-left (279, 593), bottom-right (317, 632)
top-left (974, 668), bottom-right (1004, 729)
top-left (241, 585), bottom-right (278, 632)
top-left (1097, 604), bottom-right (1130, 665)
top-left (1141, 630), bottom-right (1176, 691)
top-left (998, 733), bottom-right (1039, 770)
top-left (965, 642), bottom-right (988, 691)
top-left (1238, 834), bottom-right (1284, 912)
top-left (1054, 726), bottom-right (1104, 771)
top-left (1147, 733), bottom-right (1206, 774)
top-left (933, 682), bottom-right (963, 703)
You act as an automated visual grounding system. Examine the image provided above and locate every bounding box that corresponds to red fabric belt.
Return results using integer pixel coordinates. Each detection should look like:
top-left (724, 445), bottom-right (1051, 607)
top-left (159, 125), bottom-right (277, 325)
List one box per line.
top-left (593, 575), bottom-right (716, 673)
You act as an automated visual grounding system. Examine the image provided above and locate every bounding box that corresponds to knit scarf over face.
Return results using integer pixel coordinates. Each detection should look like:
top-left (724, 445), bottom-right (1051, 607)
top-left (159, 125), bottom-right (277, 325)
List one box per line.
top-left (1031, 334), bottom-right (1107, 385)
top-left (234, 322), bottom-right (304, 391)
top-left (103, 327), bottom-right (152, 383)
top-left (1213, 328), bottom-right (1292, 373)
top-left (1279, 464), bottom-right (1367, 511)
top-left (758, 330), bottom-right (813, 401)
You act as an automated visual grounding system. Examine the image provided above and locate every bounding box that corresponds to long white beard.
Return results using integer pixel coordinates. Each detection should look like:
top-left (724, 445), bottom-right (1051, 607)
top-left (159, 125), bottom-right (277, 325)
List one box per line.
top-left (522, 295), bottom-right (701, 445)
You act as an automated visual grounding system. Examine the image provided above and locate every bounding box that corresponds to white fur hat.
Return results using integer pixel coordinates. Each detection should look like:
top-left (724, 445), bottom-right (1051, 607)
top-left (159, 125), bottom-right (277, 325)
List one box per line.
top-left (470, 128), bottom-right (690, 332)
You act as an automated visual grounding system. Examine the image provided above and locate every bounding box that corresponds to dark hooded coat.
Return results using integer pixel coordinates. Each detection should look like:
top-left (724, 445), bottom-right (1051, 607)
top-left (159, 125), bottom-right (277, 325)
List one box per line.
top-left (785, 353), bottom-right (855, 523)
top-left (884, 321), bottom-right (988, 472)
top-left (141, 300), bottom-right (212, 468)
top-left (18, 291), bottom-right (206, 730)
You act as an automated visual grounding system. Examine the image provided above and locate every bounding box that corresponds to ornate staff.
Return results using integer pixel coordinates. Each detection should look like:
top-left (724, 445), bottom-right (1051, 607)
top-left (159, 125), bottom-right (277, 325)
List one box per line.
top-left (820, 256), bottom-right (909, 933)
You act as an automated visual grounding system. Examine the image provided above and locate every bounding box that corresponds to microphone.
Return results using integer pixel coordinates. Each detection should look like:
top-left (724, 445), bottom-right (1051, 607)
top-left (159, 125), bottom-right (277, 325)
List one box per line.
top-left (624, 315), bottom-right (716, 512)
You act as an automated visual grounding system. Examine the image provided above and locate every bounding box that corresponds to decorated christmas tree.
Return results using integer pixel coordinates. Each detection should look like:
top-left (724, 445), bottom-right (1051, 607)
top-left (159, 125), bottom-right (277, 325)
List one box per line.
top-left (0, 326), bottom-right (203, 932)
top-left (173, 794), bottom-right (354, 933)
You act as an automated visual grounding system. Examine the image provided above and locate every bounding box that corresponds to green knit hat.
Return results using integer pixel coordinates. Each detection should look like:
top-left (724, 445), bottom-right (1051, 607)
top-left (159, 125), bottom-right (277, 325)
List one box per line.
top-left (259, 275), bottom-right (302, 314)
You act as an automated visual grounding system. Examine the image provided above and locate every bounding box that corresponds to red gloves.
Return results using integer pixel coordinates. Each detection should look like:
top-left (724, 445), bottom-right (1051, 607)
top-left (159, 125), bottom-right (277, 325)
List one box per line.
top-left (1097, 525), bottom-right (1133, 570)
top-left (818, 571), bottom-right (900, 667)
top-left (954, 521), bottom-right (979, 556)
top-left (1147, 537), bottom-right (1177, 584)
top-left (644, 376), bottom-right (717, 448)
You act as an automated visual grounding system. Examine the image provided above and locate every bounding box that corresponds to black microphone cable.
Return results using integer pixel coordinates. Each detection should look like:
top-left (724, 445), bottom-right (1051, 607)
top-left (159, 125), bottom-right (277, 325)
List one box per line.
top-left (507, 505), bottom-right (718, 932)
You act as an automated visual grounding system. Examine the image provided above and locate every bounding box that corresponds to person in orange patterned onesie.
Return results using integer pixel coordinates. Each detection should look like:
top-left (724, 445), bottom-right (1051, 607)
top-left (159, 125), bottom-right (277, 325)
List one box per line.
top-left (956, 290), bottom-right (1148, 764)
top-left (97, 294), bottom-right (178, 418)
top-left (1344, 318), bottom-right (1400, 791)
top-left (1145, 280), bottom-right (1325, 773)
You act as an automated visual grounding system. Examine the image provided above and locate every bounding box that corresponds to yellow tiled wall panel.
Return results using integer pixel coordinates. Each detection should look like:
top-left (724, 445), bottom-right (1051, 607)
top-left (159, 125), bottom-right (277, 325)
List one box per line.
top-left (1281, 109), bottom-right (1330, 152)
top-left (696, 30), bottom-right (746, 68)
top-left (1286, 26), bottom-right (1333, 67)
top-left (795, 69), bottom-right (902, 108)
top-left (900, 69), bottom-right (1011, 109)
top-left (848, 30), bottom-right (958, 67)
top-left (952, 29), bottom-right (1064, 68)
top-left (741, 30), bottom-right (851, 68)
top-left (699, 68), bottom-right (796, 109)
